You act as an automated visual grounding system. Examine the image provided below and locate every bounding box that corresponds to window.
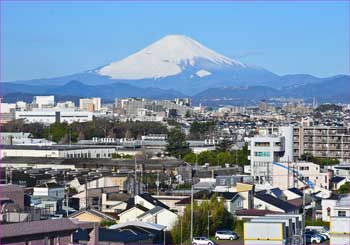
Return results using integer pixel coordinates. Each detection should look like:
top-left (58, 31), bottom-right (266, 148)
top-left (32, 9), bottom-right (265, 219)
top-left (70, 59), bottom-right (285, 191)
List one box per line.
top-left (255, 142), bottom-right (270, 147)
top-left (255, 152), bottom-right (271, 157)
top-left (338, 211), bottom-right (346, 217)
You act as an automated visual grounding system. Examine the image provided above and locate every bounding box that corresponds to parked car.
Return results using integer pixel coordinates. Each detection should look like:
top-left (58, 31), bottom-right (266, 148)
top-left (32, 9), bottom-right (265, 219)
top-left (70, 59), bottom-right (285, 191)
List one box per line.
top-left (215, 230), bottom-right (239, 240)
top-left (306, 227), bottom-right (330, 239)
top-left (305, 231), bottom-right (325, 242)
top-left (192, 237), bottom-right (215, 245)
top-left (305, 234), bottom-right (322, 244)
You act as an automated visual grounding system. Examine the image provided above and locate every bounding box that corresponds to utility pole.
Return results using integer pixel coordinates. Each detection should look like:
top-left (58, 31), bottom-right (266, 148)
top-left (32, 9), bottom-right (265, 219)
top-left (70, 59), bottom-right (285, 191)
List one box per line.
top-left (190, 182), bottom-right (194, 242)
top-left (156, 172), bottom-right (160, 196)
top-left (207, 209), bottom-right (210, 238)
top-left (180, 218), bottom-right (183, 245)
top-left (5, 165), bottom-right (8, 184)
top-left (134, 156), bottom-right (137, 196)
top-left (287, 156), bottom-right (290, 189)
top-left (85, 176), bottom-right (88, 209)
top-left (302, 188), bottom-right (306, 245)
top-left (64, 172), bottom-right (69, 216)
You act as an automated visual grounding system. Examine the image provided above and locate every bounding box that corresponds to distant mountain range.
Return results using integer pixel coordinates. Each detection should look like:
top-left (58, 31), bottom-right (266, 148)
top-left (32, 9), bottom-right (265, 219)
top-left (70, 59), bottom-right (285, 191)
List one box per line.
top-left (3, 34), bottom-right (349, 105)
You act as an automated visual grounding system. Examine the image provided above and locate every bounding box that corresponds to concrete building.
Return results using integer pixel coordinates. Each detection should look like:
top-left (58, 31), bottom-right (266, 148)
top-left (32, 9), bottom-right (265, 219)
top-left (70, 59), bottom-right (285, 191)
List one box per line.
top-left (56, 101), bottom-right (75, 109)
top-left (247, 126), bottom-right (294, 184)
top-left (33, 95), bottom-right (55, 108)
top-left (271, 161), bottom-right (331, 190)
top-left (293, 126), bottom-right (350, 162)
top-left (114, 98), bottom-right (191, 117)
top-left (329, 195), bottom-right (350, 245)
top-left (0, 102), bottom-right (16, 124)
top-left (321, 194), bottom-right (350, 222)
top-left (0, 145), bottom-right (116, 159)
top-left (15, 109), bottom-right (93, 124)
top-left (80, 98), bottom-right (101, 112)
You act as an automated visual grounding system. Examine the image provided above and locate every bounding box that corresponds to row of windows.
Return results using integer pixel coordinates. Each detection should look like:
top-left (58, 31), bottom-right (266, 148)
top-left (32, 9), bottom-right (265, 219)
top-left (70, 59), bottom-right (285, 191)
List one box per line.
top-left (254, 152), bottom-right (271, 157)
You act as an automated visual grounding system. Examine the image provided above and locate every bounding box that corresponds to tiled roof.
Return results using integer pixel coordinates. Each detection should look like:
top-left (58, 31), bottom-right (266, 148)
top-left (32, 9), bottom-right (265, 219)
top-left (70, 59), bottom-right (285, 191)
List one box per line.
top-left (236, 209), bottom-right (283, 216)
top-left (139, 193), bottom-right (169, 209)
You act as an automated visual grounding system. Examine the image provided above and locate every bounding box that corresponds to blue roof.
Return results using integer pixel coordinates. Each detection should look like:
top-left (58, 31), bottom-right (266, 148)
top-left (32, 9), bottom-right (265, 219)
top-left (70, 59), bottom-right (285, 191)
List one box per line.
top-left (287, 187), bottom-right (304, 197)
top-left (331, 176), bottom-right (346, 183)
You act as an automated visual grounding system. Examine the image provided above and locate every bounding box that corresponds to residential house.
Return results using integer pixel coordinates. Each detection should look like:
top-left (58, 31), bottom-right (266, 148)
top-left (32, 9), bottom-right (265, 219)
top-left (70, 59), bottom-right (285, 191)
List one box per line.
top-left (72, 187), bottom-right (119, 210)
top-left (69, 208), bottom-right (116, 223)
top-left (254, 192), bottom-right (299, 214)
top-left (101, 192), bottom-right (130, 213)
top-left (30, 196), bottom-right (63, 214)
top-left (118, 198), bottom-right (150, 223)
top-left (330, 176), bottom-right (348, 190)
top-left (136, 206), bottom-right (178, 230)
top-left (176, 162), bottom-right (193, 183)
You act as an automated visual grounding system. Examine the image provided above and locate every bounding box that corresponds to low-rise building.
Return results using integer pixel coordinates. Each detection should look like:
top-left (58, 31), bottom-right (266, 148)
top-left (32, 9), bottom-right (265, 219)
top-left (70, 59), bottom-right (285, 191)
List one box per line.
top-left (0, 145), bottom-right (116, 159)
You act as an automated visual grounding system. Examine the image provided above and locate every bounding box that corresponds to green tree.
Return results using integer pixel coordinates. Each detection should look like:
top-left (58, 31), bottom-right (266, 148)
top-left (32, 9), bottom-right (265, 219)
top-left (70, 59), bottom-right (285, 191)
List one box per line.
top-left (198, 151), bottom-right (217, 165)
top-left (166, 128), bottom-right (191, 158)
top-left (183, 152), bottom-right (197, 164)
top-left (189, 121), bottom-right (215, 140)
top-left (217, 151), bottom-right (234, 166)
top-left (216, 137), bottom-right (233, 152)
top-left (170, 194), bottom-right (234, 244)
top-left (338, 182), bottom-right (350, 194)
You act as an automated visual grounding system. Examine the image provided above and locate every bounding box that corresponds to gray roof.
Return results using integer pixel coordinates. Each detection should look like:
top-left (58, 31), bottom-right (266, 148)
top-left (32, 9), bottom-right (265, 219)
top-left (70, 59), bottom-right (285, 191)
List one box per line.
top-left (255, 192), bottom-right (299, 213)
top-left (1, 144), bottom-right (116, 151)
top-left (109, 221), bottom-right (165, 231)
top-left (137, 206), bottom-right (165, 219)
top-left (0, 219), bottom-right (78, 238)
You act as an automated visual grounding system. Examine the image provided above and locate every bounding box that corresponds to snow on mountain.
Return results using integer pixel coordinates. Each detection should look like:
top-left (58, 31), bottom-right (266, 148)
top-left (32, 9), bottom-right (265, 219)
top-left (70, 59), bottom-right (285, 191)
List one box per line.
top-left (98, 35), bottom-right (245, 80)
top-left (196, 69), bottom-right (212, 77)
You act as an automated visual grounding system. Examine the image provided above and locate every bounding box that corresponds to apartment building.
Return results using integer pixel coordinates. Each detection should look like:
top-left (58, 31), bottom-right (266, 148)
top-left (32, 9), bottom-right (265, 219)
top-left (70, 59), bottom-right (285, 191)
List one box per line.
top-left (114, 98), bottom-right (191, 116)
top-left (262, 126), bottom-right (350, 162)
top-left (293, 126), bottom-right (350, 161)
top-left (79, 97), bottom-right (101, 112)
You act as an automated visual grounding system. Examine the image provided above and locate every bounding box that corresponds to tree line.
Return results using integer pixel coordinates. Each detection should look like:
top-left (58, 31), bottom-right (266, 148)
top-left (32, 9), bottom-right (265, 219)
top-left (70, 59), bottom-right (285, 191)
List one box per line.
top-left (2, 118), bottom-right (168, 143)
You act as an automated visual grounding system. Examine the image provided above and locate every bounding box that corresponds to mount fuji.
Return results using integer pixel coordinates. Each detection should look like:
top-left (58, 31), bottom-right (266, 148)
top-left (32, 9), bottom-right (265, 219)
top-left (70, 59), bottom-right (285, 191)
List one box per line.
top-left (5, 34), bottom-right (348, 103)
top-left (7, 35), bottom-right (278, 94)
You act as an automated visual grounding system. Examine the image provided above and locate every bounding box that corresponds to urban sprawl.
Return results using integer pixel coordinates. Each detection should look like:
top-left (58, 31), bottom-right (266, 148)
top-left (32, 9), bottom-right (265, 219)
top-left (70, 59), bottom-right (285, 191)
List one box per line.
top-left (0, 95), bottom-right (349, 245)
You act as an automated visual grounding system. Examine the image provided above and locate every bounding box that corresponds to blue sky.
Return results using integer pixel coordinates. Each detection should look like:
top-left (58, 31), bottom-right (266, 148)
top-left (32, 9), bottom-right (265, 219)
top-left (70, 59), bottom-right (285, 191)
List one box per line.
top-left (1, 1), bottom-right (349, 81)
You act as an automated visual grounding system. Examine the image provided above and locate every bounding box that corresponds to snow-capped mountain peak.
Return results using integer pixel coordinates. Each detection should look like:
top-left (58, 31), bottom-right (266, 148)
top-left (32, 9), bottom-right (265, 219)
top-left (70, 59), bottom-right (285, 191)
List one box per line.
top-left (98, 34), bottom-right (245, 80)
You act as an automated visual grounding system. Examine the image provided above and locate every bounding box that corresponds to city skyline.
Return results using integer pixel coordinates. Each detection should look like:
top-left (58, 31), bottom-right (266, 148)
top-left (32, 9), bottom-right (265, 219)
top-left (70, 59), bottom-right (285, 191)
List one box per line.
top-left (1, 1), bottom-right (349, 81)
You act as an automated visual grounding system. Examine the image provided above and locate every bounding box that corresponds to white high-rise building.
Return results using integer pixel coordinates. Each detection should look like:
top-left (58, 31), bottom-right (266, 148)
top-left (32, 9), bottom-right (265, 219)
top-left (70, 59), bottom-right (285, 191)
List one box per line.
top-left (247, 126), bottom-right (294, 184)
top-left (33, 96), bottom-right (55, 108)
